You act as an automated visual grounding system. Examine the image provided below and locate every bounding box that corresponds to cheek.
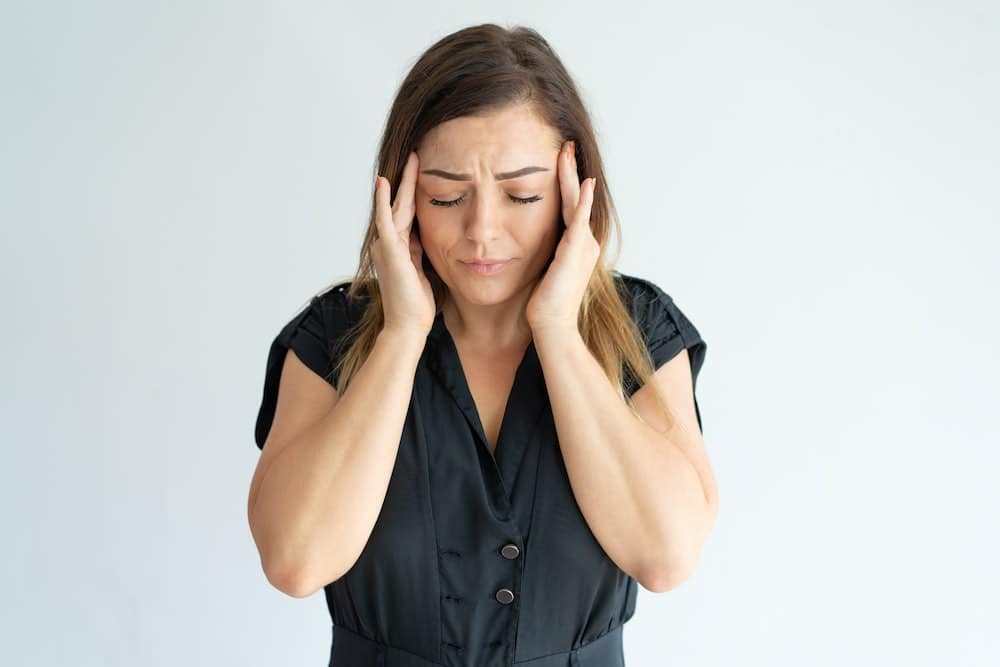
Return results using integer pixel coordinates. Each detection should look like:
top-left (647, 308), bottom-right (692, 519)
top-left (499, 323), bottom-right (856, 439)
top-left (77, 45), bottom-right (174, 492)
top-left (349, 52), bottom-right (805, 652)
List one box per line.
top-left (527, 202), bottom-right (563, 246)
top-left (413, 201), bottom-right (439, 234)
top-left (412, 210), bottom-right (452, 259)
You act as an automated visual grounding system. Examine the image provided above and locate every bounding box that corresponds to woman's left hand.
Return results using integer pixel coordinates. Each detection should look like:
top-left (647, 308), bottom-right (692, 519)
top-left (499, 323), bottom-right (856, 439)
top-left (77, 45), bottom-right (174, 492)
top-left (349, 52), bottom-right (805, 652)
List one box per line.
top-left (526, 140), bottom-right (600, 333)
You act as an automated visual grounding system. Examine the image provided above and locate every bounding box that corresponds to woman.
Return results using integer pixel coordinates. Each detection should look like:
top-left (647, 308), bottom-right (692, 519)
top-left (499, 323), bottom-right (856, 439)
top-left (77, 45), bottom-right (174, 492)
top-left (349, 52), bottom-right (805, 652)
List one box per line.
top-left (249, 23), bottom-right (718, 667)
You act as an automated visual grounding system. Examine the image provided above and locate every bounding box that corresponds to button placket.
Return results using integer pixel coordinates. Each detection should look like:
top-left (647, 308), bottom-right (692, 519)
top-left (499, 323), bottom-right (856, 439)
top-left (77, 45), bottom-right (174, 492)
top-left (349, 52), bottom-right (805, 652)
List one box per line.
top-left (497, 542), bottom-right (519, 604)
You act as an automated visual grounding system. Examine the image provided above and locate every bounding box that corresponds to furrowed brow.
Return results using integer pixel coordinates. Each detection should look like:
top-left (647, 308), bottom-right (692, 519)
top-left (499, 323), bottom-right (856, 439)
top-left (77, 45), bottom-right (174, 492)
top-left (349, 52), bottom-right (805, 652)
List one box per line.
top-left (420, 166), bottom-right (549, 181)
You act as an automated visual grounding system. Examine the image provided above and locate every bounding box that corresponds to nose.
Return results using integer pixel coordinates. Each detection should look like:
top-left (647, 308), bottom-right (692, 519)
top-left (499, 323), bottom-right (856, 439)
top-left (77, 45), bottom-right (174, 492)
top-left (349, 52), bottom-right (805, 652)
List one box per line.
top-left (464, 190), bottom-right (504, 243)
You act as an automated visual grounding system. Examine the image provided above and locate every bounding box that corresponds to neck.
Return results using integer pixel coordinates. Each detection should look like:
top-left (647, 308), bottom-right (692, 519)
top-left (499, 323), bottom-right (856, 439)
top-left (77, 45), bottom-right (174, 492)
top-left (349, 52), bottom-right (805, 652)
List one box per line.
top-left (441, 289), bottom-right (534, 352)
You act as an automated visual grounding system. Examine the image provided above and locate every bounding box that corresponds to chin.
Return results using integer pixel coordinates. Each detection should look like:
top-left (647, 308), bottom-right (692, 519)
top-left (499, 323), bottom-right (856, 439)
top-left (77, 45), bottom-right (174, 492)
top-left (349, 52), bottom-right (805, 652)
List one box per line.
top-left (449, 268), bottom-right (519, 299)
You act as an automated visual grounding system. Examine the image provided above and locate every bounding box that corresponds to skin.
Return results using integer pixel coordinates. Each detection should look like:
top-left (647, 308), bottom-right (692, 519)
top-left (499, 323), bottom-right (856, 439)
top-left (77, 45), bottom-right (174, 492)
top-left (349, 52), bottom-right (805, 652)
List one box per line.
top-left (249, 110), bottom-right (714, 597)
top-left (413, 104), bottom-right (577, 354)
top-left (407, 113), bottom-right (718, 588)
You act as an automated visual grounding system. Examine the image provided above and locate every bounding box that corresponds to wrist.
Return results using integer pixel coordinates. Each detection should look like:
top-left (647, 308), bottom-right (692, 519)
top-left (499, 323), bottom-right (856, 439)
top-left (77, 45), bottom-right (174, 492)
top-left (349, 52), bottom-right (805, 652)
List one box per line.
top-left (379, 324), bottom-right (430, 349)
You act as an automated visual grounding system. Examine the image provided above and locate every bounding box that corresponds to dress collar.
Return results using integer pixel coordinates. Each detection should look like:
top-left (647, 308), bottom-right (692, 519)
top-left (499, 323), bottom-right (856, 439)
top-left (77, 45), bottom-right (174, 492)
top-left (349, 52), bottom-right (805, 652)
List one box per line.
top-left (425, 309), bottom-right (549, 506)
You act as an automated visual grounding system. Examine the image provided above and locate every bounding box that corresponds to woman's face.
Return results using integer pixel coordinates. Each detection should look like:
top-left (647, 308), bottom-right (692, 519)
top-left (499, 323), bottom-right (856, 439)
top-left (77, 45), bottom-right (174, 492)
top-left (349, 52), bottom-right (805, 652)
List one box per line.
top-left (414, 105), bottom-right (564, 306)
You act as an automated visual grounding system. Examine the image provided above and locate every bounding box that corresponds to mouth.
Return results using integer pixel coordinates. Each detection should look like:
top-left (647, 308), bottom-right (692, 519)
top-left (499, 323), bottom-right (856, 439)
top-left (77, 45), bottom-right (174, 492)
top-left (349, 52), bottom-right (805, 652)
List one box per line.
top-left (461, 258), bottom-right (514, 275)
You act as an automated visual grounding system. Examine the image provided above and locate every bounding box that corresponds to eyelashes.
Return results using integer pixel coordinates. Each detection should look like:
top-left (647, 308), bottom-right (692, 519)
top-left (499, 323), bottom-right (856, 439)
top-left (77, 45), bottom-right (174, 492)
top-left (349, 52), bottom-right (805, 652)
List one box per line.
top-left (429, 194), bottom-right (543, 208)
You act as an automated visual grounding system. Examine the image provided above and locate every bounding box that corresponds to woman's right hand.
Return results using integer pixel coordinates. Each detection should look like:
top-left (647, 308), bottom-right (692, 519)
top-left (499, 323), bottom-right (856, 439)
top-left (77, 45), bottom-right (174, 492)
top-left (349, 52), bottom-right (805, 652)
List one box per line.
top-left (371, 151), bottom-right (436, 336)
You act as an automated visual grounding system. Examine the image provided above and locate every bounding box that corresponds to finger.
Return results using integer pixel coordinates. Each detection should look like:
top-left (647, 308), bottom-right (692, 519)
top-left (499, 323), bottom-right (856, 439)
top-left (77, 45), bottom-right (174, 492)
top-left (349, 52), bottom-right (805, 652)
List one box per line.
top-left (569, 177), bottom-right (596, 236)
top-left (373, 175), bottom-right (394, 241)
top-left (559, 140), bottom-right (580, 225)
top-left (408, 225), bottom-right (425, 274)
top-left (392, 151), bottom-right (419, 233)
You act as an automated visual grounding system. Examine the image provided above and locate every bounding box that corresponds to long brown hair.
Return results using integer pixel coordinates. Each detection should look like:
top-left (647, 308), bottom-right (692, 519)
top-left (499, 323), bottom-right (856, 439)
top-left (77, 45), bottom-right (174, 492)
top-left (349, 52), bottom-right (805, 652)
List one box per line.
top-left (324, 23), bottom-right (679, 431)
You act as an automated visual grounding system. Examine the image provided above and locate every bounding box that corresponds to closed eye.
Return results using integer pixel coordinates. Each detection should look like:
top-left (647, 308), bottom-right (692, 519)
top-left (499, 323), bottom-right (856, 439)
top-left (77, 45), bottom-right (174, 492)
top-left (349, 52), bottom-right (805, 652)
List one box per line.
top-left (429, 194), bottom-right (543, 207)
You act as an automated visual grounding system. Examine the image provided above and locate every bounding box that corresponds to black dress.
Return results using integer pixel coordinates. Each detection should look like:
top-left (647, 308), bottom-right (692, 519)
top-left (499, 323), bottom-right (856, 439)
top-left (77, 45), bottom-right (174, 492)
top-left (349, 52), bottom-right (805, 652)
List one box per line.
top-left (254, 270), bottom-right (707, 667)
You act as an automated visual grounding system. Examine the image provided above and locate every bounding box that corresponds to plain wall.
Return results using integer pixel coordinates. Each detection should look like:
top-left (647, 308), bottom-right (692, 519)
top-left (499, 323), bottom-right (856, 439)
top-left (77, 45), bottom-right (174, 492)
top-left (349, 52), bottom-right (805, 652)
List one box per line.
top-left (1, 1), bottom-right (997, 665)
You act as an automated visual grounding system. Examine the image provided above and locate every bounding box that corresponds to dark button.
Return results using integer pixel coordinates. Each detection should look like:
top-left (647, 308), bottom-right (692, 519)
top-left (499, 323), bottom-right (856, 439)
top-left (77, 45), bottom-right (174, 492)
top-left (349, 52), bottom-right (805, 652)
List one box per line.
top-left (500, 543), bottom-right (520, 559)
top-left (495, 588), bottom-right (515, 604)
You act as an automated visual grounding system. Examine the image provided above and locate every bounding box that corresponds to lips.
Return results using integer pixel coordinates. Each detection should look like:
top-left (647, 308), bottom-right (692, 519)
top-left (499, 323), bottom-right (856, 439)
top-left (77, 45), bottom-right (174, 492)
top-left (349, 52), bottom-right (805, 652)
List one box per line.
top-left (461, 258), bottom-right (514, 275)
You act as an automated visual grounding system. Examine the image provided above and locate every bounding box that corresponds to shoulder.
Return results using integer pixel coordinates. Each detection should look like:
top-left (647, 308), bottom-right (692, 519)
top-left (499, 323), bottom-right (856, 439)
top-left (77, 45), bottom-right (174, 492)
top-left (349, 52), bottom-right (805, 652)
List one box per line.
top-left (312, 279), bottom-right (354, 314)
top-left (612, 270), bottom-right (679, 320)
top-left (254, 280), bottom-right (369, 449)
top-left (273, 278), bottom-right (371, 378)
top-left (309, 279), bottom-right (372, 331)
top-left (612, 269), bottom-right (705, 367)
top-left (612, 272), bottom-right (708, 419)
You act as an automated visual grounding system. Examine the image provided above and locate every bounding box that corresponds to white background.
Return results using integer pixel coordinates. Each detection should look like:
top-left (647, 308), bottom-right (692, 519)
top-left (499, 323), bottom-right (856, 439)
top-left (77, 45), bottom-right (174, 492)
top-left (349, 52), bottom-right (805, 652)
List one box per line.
top-left (2, 1), bottom-right (997, 665)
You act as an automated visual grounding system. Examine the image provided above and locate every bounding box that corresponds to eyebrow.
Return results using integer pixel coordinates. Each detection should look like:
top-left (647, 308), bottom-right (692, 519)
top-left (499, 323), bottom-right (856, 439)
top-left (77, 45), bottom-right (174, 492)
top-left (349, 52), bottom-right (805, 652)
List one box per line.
top-left (420, 166), bottom-right (550, 181)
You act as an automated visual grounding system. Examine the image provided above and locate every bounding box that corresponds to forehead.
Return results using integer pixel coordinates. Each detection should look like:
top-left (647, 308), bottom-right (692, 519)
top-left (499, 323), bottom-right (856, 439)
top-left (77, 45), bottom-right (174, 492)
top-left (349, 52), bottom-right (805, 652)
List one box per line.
top-left (417, 105), bottom-right (560, 161)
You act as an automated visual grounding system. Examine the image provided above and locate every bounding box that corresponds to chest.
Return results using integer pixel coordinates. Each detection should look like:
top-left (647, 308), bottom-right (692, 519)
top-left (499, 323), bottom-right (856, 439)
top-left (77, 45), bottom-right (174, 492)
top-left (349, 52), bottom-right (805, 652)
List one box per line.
top-left (328, 334), bottom-right (634, 664)
top-left (456, 349), bottom-right (524, 455)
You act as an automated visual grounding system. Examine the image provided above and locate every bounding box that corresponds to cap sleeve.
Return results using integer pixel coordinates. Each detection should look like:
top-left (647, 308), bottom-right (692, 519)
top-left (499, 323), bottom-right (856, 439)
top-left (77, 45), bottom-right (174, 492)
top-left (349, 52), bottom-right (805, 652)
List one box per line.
top-left (253, 283), bottom-right (358, 450)
top-left (616, 273), bottom-right (707, 431)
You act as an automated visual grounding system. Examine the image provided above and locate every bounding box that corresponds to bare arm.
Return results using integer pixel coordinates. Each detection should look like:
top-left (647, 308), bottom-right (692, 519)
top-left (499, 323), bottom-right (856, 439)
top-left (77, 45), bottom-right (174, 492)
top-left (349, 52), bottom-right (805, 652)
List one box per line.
top-left (532, 326), bottom-right (718, 593)
top-left (248, 325), bottom-right (427, 597)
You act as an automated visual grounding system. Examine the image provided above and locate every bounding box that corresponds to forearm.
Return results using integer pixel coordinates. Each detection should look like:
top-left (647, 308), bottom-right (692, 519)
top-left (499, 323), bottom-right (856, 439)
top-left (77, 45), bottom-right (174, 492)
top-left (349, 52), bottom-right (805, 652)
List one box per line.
top-left (252, 327), bottom-right (426, 595)
top-left (532, 326), bottom-right (712, 587)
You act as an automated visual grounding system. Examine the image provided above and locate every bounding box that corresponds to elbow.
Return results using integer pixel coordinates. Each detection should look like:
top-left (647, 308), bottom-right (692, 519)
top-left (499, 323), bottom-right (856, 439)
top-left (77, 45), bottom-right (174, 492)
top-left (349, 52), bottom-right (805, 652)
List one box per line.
top-left (639, 557), bottom-right (696, 593)
top-left (638, 539), bottom-right (701, 593)
top-left (265, 560), bottom-right (321, 599)
top-left (642, 498), bottom-right (719, 593)
top-left (250, 514), bottom-right (323, 598)
top-left (249, 507), bottom-right (357, 598)
top-left (263, 548), bottom-right (352, 599)
top-left (255, 533), bottom-right (320, 598)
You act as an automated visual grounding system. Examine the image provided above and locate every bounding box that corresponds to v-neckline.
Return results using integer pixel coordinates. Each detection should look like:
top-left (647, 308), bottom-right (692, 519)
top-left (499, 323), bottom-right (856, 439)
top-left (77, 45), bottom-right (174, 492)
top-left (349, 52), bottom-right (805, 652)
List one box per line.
top-left (426, 310), bottom-right (549, 502)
